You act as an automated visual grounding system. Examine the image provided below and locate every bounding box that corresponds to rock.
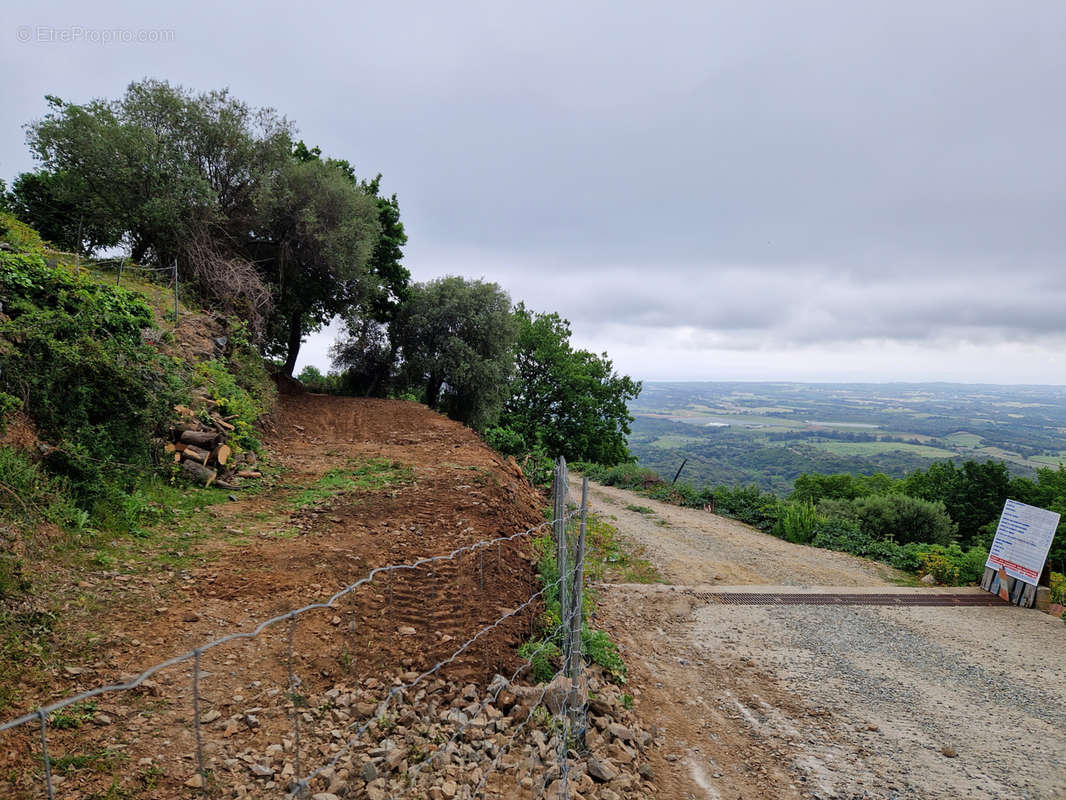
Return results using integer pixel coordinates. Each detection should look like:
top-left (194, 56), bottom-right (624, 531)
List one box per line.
top-left (441, 779), bottom-right (459, 798)
top-left (250, 764), bottom-right (274, 777)
top-left (184, 774), bottom-right (204, 788)
top-left (941, 746), bottom-right (958, 758)
top-left (607, 722), bottom-right (633, 742)
top-left (638, 762), bottom-right (655, 780)
top-left (183, 612), bottom-right (201, 622)
top-left (398, 626), bottom-right (417, 635)
top-left (312, 795), bottom-right (340, 800)
top-left (587, 757), bottom-right (619, 782)
top-left (199, 709), bottom-right (221, 724)
top-left (360, 760), bottom-right (378, 783)
top-left (63, 666), bottom-right (85, 676)
top-left (920, 573), bottom-right (937, 585)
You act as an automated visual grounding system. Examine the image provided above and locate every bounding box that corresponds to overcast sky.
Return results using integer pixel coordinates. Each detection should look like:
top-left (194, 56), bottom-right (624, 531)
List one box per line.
top-left (4, 1), bottom-right (1066, 384)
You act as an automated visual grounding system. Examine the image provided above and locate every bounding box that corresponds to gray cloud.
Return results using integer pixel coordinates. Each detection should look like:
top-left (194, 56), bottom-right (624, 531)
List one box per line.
top-left (3, 0), bottom-right (1065, 382)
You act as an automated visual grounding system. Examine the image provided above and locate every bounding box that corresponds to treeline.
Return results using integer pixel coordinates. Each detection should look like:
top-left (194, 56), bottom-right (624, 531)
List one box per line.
top-left (577, 458), bottom-right (1066, 584)
top-left (1, 79), bottom-right (642, 466)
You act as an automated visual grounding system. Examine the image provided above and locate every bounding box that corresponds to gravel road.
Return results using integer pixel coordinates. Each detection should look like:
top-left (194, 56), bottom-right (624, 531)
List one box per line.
top-left (580, 478), bottom-right (1066, 799)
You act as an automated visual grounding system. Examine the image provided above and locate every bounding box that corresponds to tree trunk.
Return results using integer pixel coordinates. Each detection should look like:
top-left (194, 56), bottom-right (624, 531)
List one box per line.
top-left (282, 308), bottom-right (303, 377)
top-left (425, 374), bottom-right (443, 409)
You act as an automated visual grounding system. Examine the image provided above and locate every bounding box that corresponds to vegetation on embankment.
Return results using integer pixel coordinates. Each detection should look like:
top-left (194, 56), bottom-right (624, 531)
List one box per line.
top-left (518, 511), bottom-right (654, 685)
top-left (0, 212), bottom-right (276, 705)
top-left (575, 458), bottom-right (1066, 586)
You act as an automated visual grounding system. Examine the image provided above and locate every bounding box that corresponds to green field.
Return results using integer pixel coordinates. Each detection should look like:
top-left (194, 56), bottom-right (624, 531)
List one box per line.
top-left (807, 441), bottom-right (958, 458)
top-left (943, 432), bottom-right (984, 447)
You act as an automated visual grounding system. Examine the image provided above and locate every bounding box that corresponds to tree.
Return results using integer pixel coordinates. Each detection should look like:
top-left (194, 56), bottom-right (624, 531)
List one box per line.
top-left (6, 170), bottom-right (123, 253)
top-left (330, 316), bottom-right (395, 397)
top-left (282, 142), bottom-right (410, 375)
top-left (498, 304), bottom-right (641, 464)
top-left (252, 157), bottom-right (381, 375)
top-left (900, 459), bottom-right (1010, 546)
top-left (391, 277), bottom-right (516, 430)
top-left (24, 83), bottom-right (293, 265)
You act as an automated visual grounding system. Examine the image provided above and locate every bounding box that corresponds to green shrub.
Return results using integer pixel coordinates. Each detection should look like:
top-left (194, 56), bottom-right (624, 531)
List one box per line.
top-left (1049, 572), bottom-right (1065, 605)
top-left (483, 426), bottom-right (526, 456)
top-left (577, 462), bottom-right (663, 491)
top-left (711, 485), bottom-right (783, 532)
top-left (193, 360), bottom-right (264, 452)
top-left (818, 493), bottom-right (956, 546)
top-left (774, 500), bottom-right (822, 544)
top-left (0, 250), bottom-right (186, 495)
top-left (917, 544), bottom-right (987, 586)
top-left (517, 639), bottom-right (561, 683)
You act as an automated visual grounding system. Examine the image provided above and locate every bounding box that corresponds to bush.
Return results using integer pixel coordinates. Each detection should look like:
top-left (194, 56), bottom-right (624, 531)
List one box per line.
top-left (818, 493), bottom-right (955, 546)
top-left (774, 500), bottom-right (822, 544)
top-left (483, 426), bottom-right (526, 457)
top-left (578, 462), bottom-right (663, 491)
top-left (917, 545), bottom-right (987, 586)
top-left (710, 485), bottom-right (782, 532)
top-left (0, 249), bottom-right (187, 500)
top-left (1049, 572), bottom-right (1065, 605)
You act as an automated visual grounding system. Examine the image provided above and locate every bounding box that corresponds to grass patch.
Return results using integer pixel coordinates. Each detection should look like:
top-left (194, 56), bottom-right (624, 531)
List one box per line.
top-left (584, 513), bottom-right (662, 584)
top-left (50, 700), bottom-right (97, 729)
top-left (624, 504), bottom-right (655, 515)
top-left (292, 458), bottom-right (414, 509)
top-left (51, 747), bottom-right (127, 775)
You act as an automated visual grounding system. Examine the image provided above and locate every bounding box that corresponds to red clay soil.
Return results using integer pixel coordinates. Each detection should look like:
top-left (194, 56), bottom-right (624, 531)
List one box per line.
top-left (0, 395), bottom-right (546, 799)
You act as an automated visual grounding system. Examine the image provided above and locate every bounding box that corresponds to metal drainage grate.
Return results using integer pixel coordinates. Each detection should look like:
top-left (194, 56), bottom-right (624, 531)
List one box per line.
top-left (695, 592), bottom-right (1006, 607)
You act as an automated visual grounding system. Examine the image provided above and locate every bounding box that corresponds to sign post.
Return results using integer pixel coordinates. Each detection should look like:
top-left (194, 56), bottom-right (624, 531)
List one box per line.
top-left (981, 499), bottom-right (1060, 607)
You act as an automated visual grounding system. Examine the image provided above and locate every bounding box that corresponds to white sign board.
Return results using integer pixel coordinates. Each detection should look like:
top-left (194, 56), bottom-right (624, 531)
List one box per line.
top-left (986, 499), bottom-right (1060, 586)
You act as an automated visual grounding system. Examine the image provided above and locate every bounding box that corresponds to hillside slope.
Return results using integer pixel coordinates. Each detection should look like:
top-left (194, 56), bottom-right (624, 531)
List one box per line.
top-left (2, 394), bottom-right (545, 798)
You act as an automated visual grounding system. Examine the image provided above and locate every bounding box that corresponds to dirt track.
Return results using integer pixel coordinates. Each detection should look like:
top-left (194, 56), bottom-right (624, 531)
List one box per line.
top-left (582, 479), bottom-right (1066, 800)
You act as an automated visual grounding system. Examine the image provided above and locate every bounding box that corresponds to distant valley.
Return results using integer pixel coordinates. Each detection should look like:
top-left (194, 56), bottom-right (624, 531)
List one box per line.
top-left (627, 382), bottom-right (1066, 494)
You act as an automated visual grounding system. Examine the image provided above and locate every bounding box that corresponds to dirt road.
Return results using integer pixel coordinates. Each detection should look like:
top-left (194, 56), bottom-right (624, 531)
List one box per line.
top-left (580, 479), bottom-right (1066, 800)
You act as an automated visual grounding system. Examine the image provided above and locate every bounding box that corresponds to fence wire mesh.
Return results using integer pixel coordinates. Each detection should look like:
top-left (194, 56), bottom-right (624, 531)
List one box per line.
top-left (1, 458), bottom-right (590, 800)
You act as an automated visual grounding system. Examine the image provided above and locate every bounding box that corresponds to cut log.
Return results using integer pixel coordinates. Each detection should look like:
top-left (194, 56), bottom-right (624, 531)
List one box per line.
top-left (164, 443), bottom-right (177, 453)
top-left (180, 430), bottom-right (220, 448)
top-left (173, 452), bottom-right (182, 463)
top-left (215, 444), bottom-right (232, 467)
top-left (214, 479), bottom-right (240, 490)
top-left (173, 404), bottom-right (196, 417)
top-left (210, 415), bottom-right (236, 432)
top-left (181, 445), bottom-right (210, 465)
top-left (181, 460), bottom-right (217, 487)
top-left (236, 470), bottom-right (262, 479)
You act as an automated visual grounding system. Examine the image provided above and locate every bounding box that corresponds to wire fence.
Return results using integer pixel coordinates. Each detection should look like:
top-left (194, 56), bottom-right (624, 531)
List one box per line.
top-left (0, 457), bottom-right (591, 800)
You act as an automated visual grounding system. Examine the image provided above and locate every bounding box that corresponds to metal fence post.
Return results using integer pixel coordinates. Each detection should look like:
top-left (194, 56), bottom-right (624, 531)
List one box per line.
top-left (173, 259), bottom-right (179, 321)
top-left (554, 458), bottom-right (569, 670)
top-left (568, 477), bottom-right (588, 736)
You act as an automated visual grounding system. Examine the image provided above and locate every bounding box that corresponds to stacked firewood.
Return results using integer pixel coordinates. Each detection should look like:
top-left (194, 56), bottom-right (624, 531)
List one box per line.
top-left (164, 401), bottom-right (262, 490)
